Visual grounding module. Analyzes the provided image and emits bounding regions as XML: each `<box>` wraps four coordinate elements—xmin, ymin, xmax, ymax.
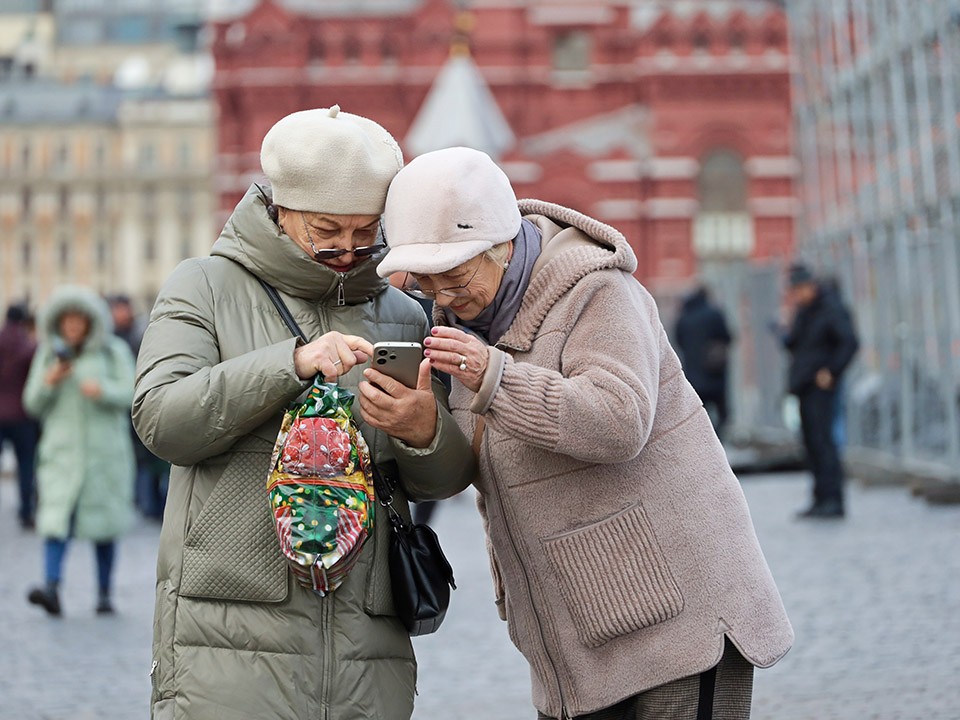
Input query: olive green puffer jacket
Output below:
<box><xmin>133</xmin><ymin>184</ymin><xmax>475</xmax><ymax>720</ymax></box>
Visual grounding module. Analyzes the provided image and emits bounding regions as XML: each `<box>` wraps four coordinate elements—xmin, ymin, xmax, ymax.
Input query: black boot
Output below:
<box><xmin>28</xmin><ymin>583</ymin><xmax>62</xmax><ymax>617</ymax></box>
<box><xmin>96</xmin><ymin>590</ymin><xmax>115</xmax><ymax>615</ymax></box>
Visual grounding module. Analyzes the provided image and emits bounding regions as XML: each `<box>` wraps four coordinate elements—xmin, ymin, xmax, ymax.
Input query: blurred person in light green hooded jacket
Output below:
<box><xmin>23</xmin><ymin>285</ymin><xmax>136</xmax><ymax>617</ymax></box>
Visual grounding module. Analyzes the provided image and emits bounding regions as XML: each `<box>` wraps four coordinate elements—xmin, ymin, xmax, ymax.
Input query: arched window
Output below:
<box><xmin>698</xmin><ymin>149</ymin><xmax>747</xmax><ymax>212</ymax></box>
<box><xmin>694</xmin><ymin>149</ymin><xmax>752</xmax><ymax>259</ymax></box>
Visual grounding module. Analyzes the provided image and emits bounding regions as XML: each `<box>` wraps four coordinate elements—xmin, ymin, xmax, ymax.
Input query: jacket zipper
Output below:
<box><xmin>320</xmin><ymin>595</ymin><xmax>333</xmax><ymax>720</ymax></box>
<box><xmin>336</xmin><ymin>272</ymin><xmax>346</xmax><ymax>306</ymax></box>
<box><xmin>483</xmin><ymin>440</ymin><xmax>570</xmax><ymax>719</ymax></box>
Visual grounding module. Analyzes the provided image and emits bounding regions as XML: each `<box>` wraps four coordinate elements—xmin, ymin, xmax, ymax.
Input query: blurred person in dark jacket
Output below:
<box><xmin>0</xmin><ymin>303</ymin><xmax>39</xmax><ymax>529</ymax></box>
<box><xmin>783</xmin><ymin>264</ymin><xmax>859</xmax><ymax>519</ymax></box>
<box><xmin>108</xmin><ymin>294</ymin><xmax>169</xmax><ymax>520</ymax></box>
<box><xmin>674</xmin><ymin>285</ymin><xmax>733</xmax><ymax>439</ymax></box>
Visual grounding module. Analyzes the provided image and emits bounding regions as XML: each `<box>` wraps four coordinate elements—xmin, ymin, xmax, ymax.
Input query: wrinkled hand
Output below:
<box><xmin>359</xmin><ymin>359</ymin><xmax>438</xmax><ymax>449</ymax></box>
<box><xmin>44</xmin><ymin>361</ymin><xmax>72</xmax><ymax>386</ymax></box>
<box><xmin>293</xmin><ymin>332</ymin><xmax>374</xmax><ymax>381</ymax></box>
<box><xmin>423</xmin><ymin>326</ymin><xmax>489</xmax><ymax>393</ymax></box>
<box><xmin>79</xmin><ymin>379</ymin><xmax>102</xmax><ymax>400</ymax></box>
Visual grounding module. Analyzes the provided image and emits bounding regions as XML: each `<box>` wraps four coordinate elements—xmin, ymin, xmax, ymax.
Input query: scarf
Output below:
<box><xmin>453</xmin><ymin>218</ymin><xmax>542</xmax><ymax>345</ymax></box>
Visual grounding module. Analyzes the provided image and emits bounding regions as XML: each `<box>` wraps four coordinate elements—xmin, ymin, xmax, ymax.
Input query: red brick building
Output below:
<box><xmin>211</xmin><ymin>0</ymin><xmax>794</xmax><ymax>293</ymax></box>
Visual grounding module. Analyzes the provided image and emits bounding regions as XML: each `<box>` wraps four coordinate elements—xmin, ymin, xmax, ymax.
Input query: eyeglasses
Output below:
<box><xmin>301</xmin><ymin>212</ymin><xmax>384</xmax><ymax>261</ymax></box>
<box><xmin>406</xmin><ymin>256</ymin><xmax>485</xmax><ymax>300</ymax></box>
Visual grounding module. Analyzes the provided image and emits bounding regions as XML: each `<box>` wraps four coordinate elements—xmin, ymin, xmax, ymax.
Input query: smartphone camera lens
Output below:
<box><xmin>376</xmin><ymin>358</ymin><xmax>387</xmax><ymax>365</ymax></box>
<box><xmin>377</xmin><ymin>348</ymin><xmax>388</xmax><ymax>357</ymax></box>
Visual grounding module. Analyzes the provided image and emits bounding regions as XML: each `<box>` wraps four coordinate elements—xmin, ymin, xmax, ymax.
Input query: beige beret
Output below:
<box><xmin>260</xmin><ymin>105</ymin><xmax>403</xmax><ymax>215</ymax></box>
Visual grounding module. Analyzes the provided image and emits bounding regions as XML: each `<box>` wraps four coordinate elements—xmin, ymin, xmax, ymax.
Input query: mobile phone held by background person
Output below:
<box><xmin>372</xmin><ymin>342</ymin><xmax>422</xmax><ymax>388</ymax></box>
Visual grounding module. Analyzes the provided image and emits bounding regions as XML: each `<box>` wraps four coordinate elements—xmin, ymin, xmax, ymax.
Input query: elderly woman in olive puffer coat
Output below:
<box><xmin>23</xmin><ymin>285</ymin><xmax>136</xmax><ymax>617</ymax></box>
<box><xmin>376</xmin><ymin>147</ymin><xmax>794</xmax><ymax>720</ymax></box>
<box><xmin>133</xmin><ymin>107</ymin><xmax>474</xmax><ymax>720</ymax></box>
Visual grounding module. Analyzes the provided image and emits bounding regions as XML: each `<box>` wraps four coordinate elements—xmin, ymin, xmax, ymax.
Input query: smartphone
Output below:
<box><xmin>372</xmin><ymin>342</ymin><xmax>423</xmax><ymax>388</ymax></box>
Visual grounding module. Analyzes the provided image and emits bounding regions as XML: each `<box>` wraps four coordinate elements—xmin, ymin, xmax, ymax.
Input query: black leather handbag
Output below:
<box><xmin>372</xmin><ymin>464</ymin><xmax>456</xmax><ymax>636</ymax></box>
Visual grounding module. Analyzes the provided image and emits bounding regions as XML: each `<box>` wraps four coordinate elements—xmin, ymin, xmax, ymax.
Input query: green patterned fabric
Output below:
<box><xmin>267</xmin><ymin>380</ymin><xmax>375</xmax><ymax>595</ymax></box>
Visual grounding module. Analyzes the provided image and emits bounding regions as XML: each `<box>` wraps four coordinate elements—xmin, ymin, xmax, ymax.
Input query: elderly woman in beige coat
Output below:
<box><xmin>377</xmin><ymin>147</ymin><xmax>794</xmax><ymax>720</ymax></box>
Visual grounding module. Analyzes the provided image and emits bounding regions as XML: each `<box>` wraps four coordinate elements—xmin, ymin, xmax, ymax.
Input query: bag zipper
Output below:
<box><xmin>336</xmin><ymin>272</ymin><xmax>346</xmax><ymax>306</ymax></box>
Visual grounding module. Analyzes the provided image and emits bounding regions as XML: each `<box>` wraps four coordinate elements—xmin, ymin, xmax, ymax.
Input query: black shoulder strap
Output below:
<box><xmin>256</xmin><ymin>277</ymin><xmax>308</xmax><ymax>343</ymax></box>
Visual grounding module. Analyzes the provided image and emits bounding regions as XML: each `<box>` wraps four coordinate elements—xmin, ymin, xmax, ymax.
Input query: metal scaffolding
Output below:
<box><xmin>786</xmin><ymin>0</ymin><xmax>960</xmax><ymax>476</ymax></box>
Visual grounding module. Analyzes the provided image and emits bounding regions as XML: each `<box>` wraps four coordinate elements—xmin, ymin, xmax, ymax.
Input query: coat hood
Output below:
<box><xmin>494</xmin><ymin>199</ymin><xmax>638</xmax><ymax>351</ymax></box>
<box><xmin>38</xmin><ymin>285</ymin><xmax>112</xmax><ymax>351</ymax></box>
<box><xmin>211</xmin><ymin>183</ymin><xmax>390</xmax><ymax>303</ymax></box>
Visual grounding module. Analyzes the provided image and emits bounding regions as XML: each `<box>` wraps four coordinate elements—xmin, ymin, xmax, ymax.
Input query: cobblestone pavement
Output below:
<box><xmin>1</xmin><ymin>466</ymin><xmax>958</xmax><ymax>720</ymax></box>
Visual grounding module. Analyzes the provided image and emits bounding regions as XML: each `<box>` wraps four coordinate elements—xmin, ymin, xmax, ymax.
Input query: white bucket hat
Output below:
<box><xmin>377</xmin><ymin>147</ymin><xmax>521</xmax><ymax>277</ymax></box>
<box><xmin>260</xmin><ymin>105</ymin><xmax>403</xmax><ymax>216</ymax></box>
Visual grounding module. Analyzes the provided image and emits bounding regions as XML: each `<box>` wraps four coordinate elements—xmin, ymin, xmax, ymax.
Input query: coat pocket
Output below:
<box><xmin>541</xmin><ymin>502</ymin><xmax>684</xmax><ymax>648</ymax></box>
<box><xmin>180</xmin><ymin>451</ymin><xmax>288</xmax><ymax>602</ymax></box>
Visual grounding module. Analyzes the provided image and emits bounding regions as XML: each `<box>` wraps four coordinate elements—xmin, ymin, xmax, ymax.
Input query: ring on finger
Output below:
<box><xmin>333</xmin><ymin>359</ymin><xmax>343</xmax><ymax>366</ymax></box>
<box><xmin>458</xmin><ymin>354</ymin><xmax>467</xmax><ymax>371</ymax></box>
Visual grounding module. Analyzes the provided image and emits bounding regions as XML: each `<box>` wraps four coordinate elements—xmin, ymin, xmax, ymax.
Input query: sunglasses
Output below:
<box><xmin>301</xmin><ymin>212</ymin><xmax>385</xmax><ymax>261</ymax></box>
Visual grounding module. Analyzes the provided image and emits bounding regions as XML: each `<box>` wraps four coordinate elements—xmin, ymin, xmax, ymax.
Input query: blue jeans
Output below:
<box><xmin>0</xmin><ymin>420</ymin><xmax>38</xmax><ymax>522</ymax></box>
<box><xmin>44</xmin><ymin>538</ymin><xmax>116</xmax><ymax>593</ymax></box>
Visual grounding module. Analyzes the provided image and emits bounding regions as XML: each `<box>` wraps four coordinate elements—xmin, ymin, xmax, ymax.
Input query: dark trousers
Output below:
<box><xmin>798</xmin><ymin>387</ymin><xmax>844</xmax><ymax>508</ymax></box>
<box><xmin>0</xmin><ymin>420</ymin><xmax>38</xmax><ymax>522</ymax></box>
<box><xmin>44</xmin><ymin>537</ymin><xmax>116</xmax><ymax>594</ymax></box>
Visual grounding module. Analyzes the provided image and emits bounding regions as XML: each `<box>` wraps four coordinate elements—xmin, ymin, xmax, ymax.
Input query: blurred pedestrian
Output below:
<box><xmin>132</xmin><ymin>106</ymin><xmax>473</xmax><ymax>719</ymax></box>
<box><xmin>674</xmin><ymin>284</ymin><xmax>734</xmax><ymax>438</ymax></box>
<box><xmin>23</xmin><ymin>286</ymin><xmax>136</xmax><ymax>616</ymax></box>
<box><xmin>377</xmin><ymin>147</ymin><xmax>793</xmax><ymax>720</ymax></box>
<box><xmin>0</xmin><ymin>302</ymin><xmax>39</xmax><ymax>529</ymax></box>
<box><xmin>107</xmin><ymin>294</ymin><xmax>169</xmax><ymax>520</ymax></box>
<box><xmin>783</xmin><ymin>264</ymin><xmax>859</xmax><ymax>519</ymax></box>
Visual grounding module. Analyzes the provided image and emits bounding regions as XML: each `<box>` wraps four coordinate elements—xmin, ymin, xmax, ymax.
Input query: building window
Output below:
<box><xmin>730</xmin><ymin>29</ymin><xmax>746</xmax><ymax>51</ymax></box>
<box><xmin>96</xmin><ymin>232</ymin><xmax>110</xmax><ymax>267</ymax></box>
<box><xmin>55</xmin><ymin>139</ymin><xmax>70</xmax><ymax>171</ymax></box>
<box><xmin>308</xmin><ymin>36</ymin><xmax>325</xmax><ymax>65</ymax></box>
<box><xmin>96</xmin><ymin>185</ymin><xmax>107</xmax><ymax>214</ymax></box>
<box><xmin>59</xmin><ymin>236</ymin><xmax>71</xmax><ymax>272</ymax></box>
<box><xmin>381</xmin><ymin>36</ymin><xmax>398</xmax><ymax>65</ymax></box>
<box><xmin>94</xmin><ymin>137</ymin><xmax>107</xmax><ymax>168</ymax></box>
<box><xmin>344</xmin><ymin>36</ymin><xmax>361</xmax><ymax>64</ymax></box>
<box><xmin>144</xmin><ymin>226</ymin><xmax>156</xmax><ymax>261</ymax></box>
<box><xmin>553</xmin><ymin>31</ymin><xmax>591</xmax><ymax>72</ymax></box>
<box><xmin>22</xmin><ymin>187</ymin><xmax>31</xmax><ymax>215</ymax></box>
<box><xmin>142</xmin><ymin>184</ymin><xmax>156</xmax><ymax>216</ymax></box>
<box><xmin>180</xmin><ymin>223</ymin><xmax>193</xmax><ymax>259</ymax></box>
<box><xmin>139</xmin><ymin>140</ymin><xmax>156</xmax><ymax>170</ymax></box>
<box><xmin>692</xmin><ymin>27</ymin><xmax>711</xmax><ymax>53</ymax></box>
<box><xmin>21</xmin><ymin>239</ymin><xmax>31</xmax><ymax>270</ymax></box>
<box><xmin>694</xmin><ymin>149</ymin><xmax>752</xmax><ymax>259</ymax></box>
<box><xmin>21</xmin><ymin>140</ymin><xmax>31</xmax><ymax>171</ymax></box>
<box><xmin>177</xmin><ymin>187</ymin><xmax>193</xmax><ymax>216</ymax></box>
<box><xmin>177</xmin><ymin>139</ymin><xmax>191</xmax><ymax>169</ymax></box>
<box><xmin>59</xmin><ymin>186</ymin><xmax>70</xmax><ymax>215</ymax></box>
<box><xmin>698</xmin><ymin>150</ymin><xmax>747</xmax><ymax>212</ymax></box>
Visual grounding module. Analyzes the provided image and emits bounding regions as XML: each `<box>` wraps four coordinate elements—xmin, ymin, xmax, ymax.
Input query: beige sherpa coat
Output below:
<box><xmin>442</xmin><ymin>200</ymin><xmax>793</xmax><ymax>718</ymax></box>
